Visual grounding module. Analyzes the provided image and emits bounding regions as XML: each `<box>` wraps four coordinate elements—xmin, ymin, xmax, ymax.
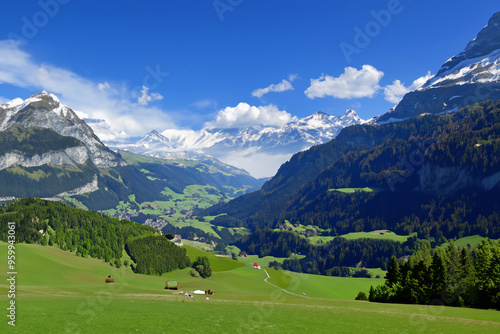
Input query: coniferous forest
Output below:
<box><xmin>125</xmin><ymin>235</ymin><xmax>190</xmax><ymax>275</ymax></box>
<box><xmin>370</xmin><ymin>239</ymin><xmax>500</xmax><ymax>310</ymax></box>
<box><xmin>0</xmin><ymin>198</ymin><xmax>189</xmax><ymax>274</ymax></box>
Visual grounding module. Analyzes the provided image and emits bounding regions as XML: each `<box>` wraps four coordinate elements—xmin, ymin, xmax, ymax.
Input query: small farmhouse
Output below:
<box><xmin>171</xmin><ymin>235</ymin><xmax>183</xmax><ymax>246</ymax></box>
<box><xmin>165</xmin><ymin>281</ymin><xmax>182</xmax><ymax>290</ymax></box>
<box><xmin>252</xmin><ymin>263</ymin><xmax>261</xmax><ymax>270</ymax></box>
<box><xmin>105</xmin><ymin>275</ymin><xmax>115</xmax><ymax>283</ymax></box>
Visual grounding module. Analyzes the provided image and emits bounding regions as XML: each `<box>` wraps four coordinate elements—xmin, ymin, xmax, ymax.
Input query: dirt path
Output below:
<box><xmin>263</xmin><ymin>269</ymin><xmax>307</xmax><ymax>298</ymax></box>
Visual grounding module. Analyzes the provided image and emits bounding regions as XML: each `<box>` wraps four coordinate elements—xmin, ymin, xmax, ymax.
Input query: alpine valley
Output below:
<box><xmin>1</xmin><ymin>8</ymin><xmax>500</xmax><ymax>334</ymax></box>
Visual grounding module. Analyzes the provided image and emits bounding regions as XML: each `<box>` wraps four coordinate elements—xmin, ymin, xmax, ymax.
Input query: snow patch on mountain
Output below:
<box><xmin>115</xmin><ymin>109</ymin><xmax>365</xmax><ymax>177</ymax></box>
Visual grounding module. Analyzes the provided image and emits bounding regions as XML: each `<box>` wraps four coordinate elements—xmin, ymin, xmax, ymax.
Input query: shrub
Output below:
<box><xmin>355</xmin><ymin>291</ymin><xmax>368</xmax><ymax>301</ymax></box>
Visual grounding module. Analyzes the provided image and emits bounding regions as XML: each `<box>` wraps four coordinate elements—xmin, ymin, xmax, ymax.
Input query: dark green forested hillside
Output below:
<box><xmin>0</xmin><ymin>124</ymin><xmax>84</xmax><ymax>155</ymax></box>
<box><xmin>125</xmin><ymin>235</ymin><xmax>190</xmax><ymax>275</ymax></box>
<box><xmin>205</xmin><ymin>101</ymin><xmax>500</xmax><ymax>242</ymax></box>
<box><xmin>235</xmin><ymin>228</ymin><xmax>415</xmax><ymax>273</ymax></box>
<box><xmin>0</xmin><ymin>198</ymin><xmax>189</xmax><ymax>274</ymax></box>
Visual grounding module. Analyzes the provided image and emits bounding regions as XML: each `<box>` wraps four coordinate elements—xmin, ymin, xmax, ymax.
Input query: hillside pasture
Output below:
<box><xmin>0</xmin><ymin>242</ymin><xmax>499</xmax><ymax>333</ymax></box>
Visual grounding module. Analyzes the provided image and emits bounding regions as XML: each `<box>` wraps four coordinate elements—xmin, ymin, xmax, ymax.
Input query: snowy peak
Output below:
<box><xmin>116</xmin><ymin>110</ymin><xmax>365</xmax><ymax>176</ymax></box>
<box><xmin>340</xmin><ymin>109</ymin><xmax>362</xmax><ymax>125</ymax></box>
<box><xmin>377</xmin><ymin>12</ymin><xmax>500</xmax><ymax>124</ymax></box>
<box><xmin>136</xmin><ymin>130</ymin><xmax>173</xmax><ymax>148</ymax></box>
<box><xmin>423</xmin><ymin>11</ymin><xmax>500</xmax><ymax>90</ymax></box>
<box><xmin>0</xmin><ymin>93</ymin><xmax>122</xmax><ymax>168</ymax></box>
<box><xmin>437</xmin><ymin>12</ymin><xmax>500</xmax><ymax>78</ymax></box>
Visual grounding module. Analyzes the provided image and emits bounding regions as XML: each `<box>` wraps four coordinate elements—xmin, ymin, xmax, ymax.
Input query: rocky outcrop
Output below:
<box><xmin>417</xmin><ymin>163</ymin><xmax>500</xmax><ymax>195</ymax></box>
<box><xmin>0</xmin><ymin>146</ymin><xmax>89</xmax><ymax>171</ymax></box>
<box><xmin>56</xmin><ymin>175</ymin><xmax>99</xmax><ymax>197</ymax></box>
<box><xmin>0</xmin><ymin>92</ymin><xmax>123</xmax><ymax>168</ymax></box>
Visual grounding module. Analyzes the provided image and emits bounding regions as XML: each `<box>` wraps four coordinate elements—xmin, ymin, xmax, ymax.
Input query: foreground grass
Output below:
<box><xmin>0</xmin><ymin>243</ymin><xmax>499</xmax><ymax>333</ymax></box>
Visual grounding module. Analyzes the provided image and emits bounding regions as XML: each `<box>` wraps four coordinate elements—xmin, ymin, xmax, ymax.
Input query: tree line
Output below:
<box><xmin>236</xmin><ymin>229</ymin><xmax>415</xmax><ymax>274</ymax></box>
<box><xmin>369</xmin><ymin>239</ymin><xmax>500</xmax><ymax>309</ymax></box>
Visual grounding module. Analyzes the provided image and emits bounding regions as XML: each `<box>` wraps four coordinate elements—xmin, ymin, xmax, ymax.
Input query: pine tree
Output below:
<box><xmin>385</xmin><ymin>256</ymin><xmax>401</xmax><ymax>287</ymax></box>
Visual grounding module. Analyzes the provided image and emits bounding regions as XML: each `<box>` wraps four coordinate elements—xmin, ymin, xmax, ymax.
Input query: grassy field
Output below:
<box><xmin>441</xmin><ymin>235</ymin><xmax>500</xmax><ymax>248</ymax></box>
<box><xmin>309</xmin><ymin>230</ymin><xmax>414</xmax><ymax>245</ymax></box>
<box><xmin>1</xmin><ymin>242</ymin><xmax>499</xmax><ymax>333</ymax></box>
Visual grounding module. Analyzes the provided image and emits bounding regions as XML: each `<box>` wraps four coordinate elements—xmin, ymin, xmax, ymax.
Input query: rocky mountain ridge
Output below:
<box><xmin>377</xmin><ymin>11</ymin><xmax>500</xmax><ymax>123</ymax></box>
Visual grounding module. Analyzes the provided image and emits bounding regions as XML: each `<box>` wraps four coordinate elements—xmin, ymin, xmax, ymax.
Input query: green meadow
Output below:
<box><xmin>309</xmin><ymin>230</ymin><xmax>414</xmax><ymax>245</ymax></box>
<box><xmin>1</xmin><ymin>242</ymin><xmax>499</xmax><ymax>333</ymax></box>
<box><xmin>441</xmin><ymin>235</ymin><xmax>500</xmax><ymax>248</ymax></box>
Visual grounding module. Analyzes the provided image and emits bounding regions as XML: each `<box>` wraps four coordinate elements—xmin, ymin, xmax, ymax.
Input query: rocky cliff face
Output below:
<box><xmin>377</xmin><ymin>12</ymin><xmax>500</xmax><ymax>123</ymax></box>
<box><xmin>417</xmin><ymin>163</ymin><xmax>500</xmax><ymax>196</ymax></box>
<box><xmin>0</xmin><ymin>146</ymin><xmax>89</xmax><ymax>171</ymax></box>
<box><xmin>0</xmin><ymin>92</ymin><xmax>122</xmax><ymax>168</ymax></box>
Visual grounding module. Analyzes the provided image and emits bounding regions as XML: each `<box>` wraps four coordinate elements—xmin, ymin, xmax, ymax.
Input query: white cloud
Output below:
<box><xmin>0</xmin><ymin>40</ymin><xmax>176</xmax><ymax>139</ymax></box>
<box><xmin>137</xmin><ymin>85</ymin><xmax>163</xmax><ymax>105</ymax></box>
<box><xmin>97</xmin><ymin>82</ymin><xmax>111</xmax><ymax>91</ymax></box>
<box><xmin>205</xmin><ymin>102</ymin><xmax>296</xmax><ymax>129</ymax></box>
<box><xmin>384</xmin><ymin>71</ymin><xmax>434</xmax><ymax>104</ymax></box>
<box><xmin>252</xmin><ymin>74</ymin><xmax>298</xmax><ymax>98</ymax></box>
<box><xmin>305</xmin><ymin>65</ymin><xmax>384</xmax><ymax>99</ymax></box>
<box><xmin>288</xmin><ymin>73</ymin><xmax>298</xmax><ymax>82</ymax></box>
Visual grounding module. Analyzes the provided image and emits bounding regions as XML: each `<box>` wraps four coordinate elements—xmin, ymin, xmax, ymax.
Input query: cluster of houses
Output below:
<box><xmin>144</xmin><ymin>218</ymin><xmax>168</xmax><ymax>230</ymax></box>
<box><xmin>113</xmin><ymin>208</ymin><xmax>139</xmax><ymax>221</ymax></box>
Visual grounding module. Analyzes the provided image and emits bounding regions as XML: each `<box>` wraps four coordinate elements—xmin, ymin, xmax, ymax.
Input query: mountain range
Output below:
<box><xmin>1</xmin><ymin>11</ymin><xmax>500</xmax><ymax>246</ymax></box>
<box><xmin>113</xmin><ymin>109</ymin><xmax>365</xmax><ymax>178</ymax></box>
<box><xmin>0</xmin><ymin>93</ymin><xmax>263</xmax><ymax>217</ymax></box>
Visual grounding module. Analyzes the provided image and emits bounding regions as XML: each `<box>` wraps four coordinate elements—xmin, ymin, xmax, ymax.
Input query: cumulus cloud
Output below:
<box><xmin>137</xmin><ymin>85</ymin><xmax>163</xmax><ymax>105</ymax></box>
<box><xmin>205</xmin><ymin>102</ymin><xmax>296</xmax><ymax>129</ymax></box>
<box><xmin>0</xmin><ymin>40</ymin><xmax>176</xmax><ymax>139</ymax></box>
<box><xmin>305</xmin><ymin>65</ymin><xmax>384</xmax><ymax>99</ymax></box>
<box><xmin>251</xmin><ymin>74</ymin><xmax>298</xmax><ymax>98</ymax></box>
<box><xmin>384</xmin><ymin>71</ymin><xmax>434</xmax><ymax>104</ymax></box>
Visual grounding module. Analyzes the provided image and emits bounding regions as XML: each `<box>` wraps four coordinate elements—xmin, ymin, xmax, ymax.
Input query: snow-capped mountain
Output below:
<box><xmin>377</xmin><ymin>11</ymin><xmax>500</xmax><ymax>123</ymax></box>
<box><xmin>0</xmin><ymin>92</ymin><xmax>122</xmax><ymax>168</ymax></box>
<box><xmin>116</xmin><ymin>109</ymin><xmax>365</xmax><ymax>177</ymax></box>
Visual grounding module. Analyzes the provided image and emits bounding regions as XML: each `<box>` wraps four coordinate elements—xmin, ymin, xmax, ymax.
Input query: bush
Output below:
<box><xmin>190</xmin><ymin>269</ymin><xmax>200</xmax><ymax>277</ymax></box>
<box><xmin>355</xmin><ymin>291</ymin><xmax>368</xmax><ymax>301</ymax></box>
<box><xmin>192</xmin><ymin>256</ymin><xmax>212</xmax><ymax>278</ymax></box>
<box><xmin>164</xmin><ymin>233</ymin><xmax>175</xmax><ymax>240</ymax></box>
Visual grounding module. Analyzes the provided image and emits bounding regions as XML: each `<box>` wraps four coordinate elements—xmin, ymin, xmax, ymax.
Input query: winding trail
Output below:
<box><xmin>263</xmin><ymin>269</ymin><xmax>308</xmax><ymax>298</ymax></box>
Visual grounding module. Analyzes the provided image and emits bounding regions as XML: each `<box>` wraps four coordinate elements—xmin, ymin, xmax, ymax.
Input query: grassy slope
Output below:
<box><xmin>310</xmin><ymin>230</ymin><xmax>413</xmax><ymax>245</ymax></box>
<box><xmin>0</xmin><ymin>243</ymin><xmax>499</xmax><ymax>333</ymax></box>
<box><xmin>441</xmin><ymin>235</ymin><xmax>500</xmax><ymax>248</ymax></box>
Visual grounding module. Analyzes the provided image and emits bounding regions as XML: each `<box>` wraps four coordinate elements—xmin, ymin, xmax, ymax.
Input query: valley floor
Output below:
<box><xmin>0</xmin><ymin>243</ymin><xmax>499</xmax><ymax>333</ymax></box>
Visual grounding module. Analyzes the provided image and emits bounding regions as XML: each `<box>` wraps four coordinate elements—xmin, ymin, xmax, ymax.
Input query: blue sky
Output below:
<box><xmin>0</xmin><ymin>0</ymin><xmax>499</xmax><ymax>139</ymax></box>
